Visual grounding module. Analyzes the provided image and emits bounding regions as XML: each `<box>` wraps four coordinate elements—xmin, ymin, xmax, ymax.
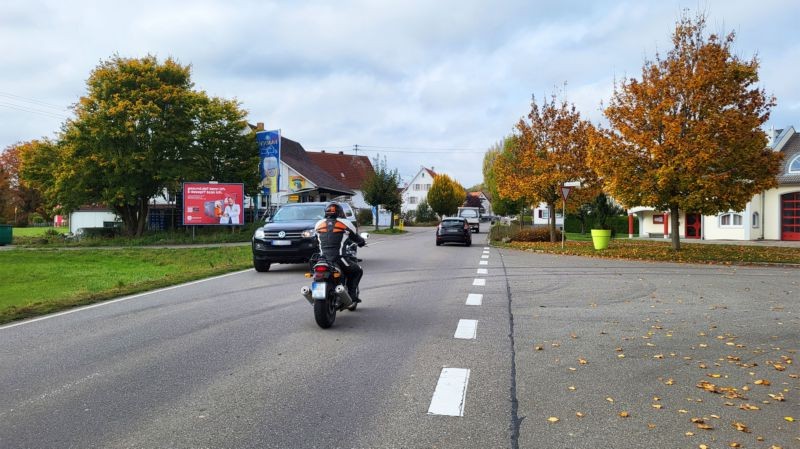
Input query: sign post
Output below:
<box><xmin>559</xmin><ymin>185</ymin><xmax>572</xmax><ymax>249</ymax></box>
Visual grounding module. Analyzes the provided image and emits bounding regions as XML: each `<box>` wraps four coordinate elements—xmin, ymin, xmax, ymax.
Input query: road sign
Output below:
<box><xmin>560</xmin><ymin>186</ymin><xmax>572</xmax><ymax>202</ymax></box>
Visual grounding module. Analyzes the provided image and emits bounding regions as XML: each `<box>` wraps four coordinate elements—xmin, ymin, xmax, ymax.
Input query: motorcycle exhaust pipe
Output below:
<box><xmin>300</xmin><ymin>286</ymin><xmax>313</xmax><ymax>305</ymax></box>
<box><xmin>334</xmin><ymin>285</ymin><xmax>353</xmax><ymax>308</ymax></box>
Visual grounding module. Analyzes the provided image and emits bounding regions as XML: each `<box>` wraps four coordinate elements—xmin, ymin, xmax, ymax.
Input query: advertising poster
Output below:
<box><xmin>257</xmin><ymin>129</ymin><xmax>281</xmax><ymax>197</ymax></box>
<box><xmin>289</xmin><ymin>175</ymin><xmax>306</xmax><ymax>192</ymax></box>
<box><xmin>182</xmin><ymin>182</ymin><xmax>245</xmax><ymax>225</ymax></box>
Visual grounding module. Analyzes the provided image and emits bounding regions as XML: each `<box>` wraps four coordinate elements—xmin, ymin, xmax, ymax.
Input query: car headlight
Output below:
<box><xmin>301</xmin><ymin>229</ymin><xmax>317</xmax><ymax>238</ymax></box>
<box><xmin>255</xmin><ymin>229</ymin><xmax>265</xmax><ymax>239</ymax></box>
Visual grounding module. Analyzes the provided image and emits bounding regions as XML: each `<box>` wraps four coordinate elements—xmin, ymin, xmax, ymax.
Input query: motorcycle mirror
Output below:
<box><xmin>360</xmin><ymin>232</ymin><xmax>370</xmax><ymax>240</ymax></box>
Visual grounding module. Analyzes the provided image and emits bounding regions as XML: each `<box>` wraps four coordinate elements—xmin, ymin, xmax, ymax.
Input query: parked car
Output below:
<box><xmin>252</xmin><ymin>202</ymin><xmax>356</xmax><ymax>272</ymax></box>
<box><xmin>435</xmin><ymin>217</ymin><xmax>472</xmax><ymax>246</ymax></box>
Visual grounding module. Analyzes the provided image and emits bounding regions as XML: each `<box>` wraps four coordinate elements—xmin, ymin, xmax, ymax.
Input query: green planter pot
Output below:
<box><xmin>590</xmin><ymin>229</ymin><xmax>612</xmax><ymax>250</ymax></box>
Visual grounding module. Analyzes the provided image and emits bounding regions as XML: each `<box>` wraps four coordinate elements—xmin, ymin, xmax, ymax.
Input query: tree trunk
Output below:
<box><xmin>548</xmin><ymin>202</ymin><xmax>556</xmax><ymax>242</ymax></box>
<box><xmin>670</xmin><ymin>204</ymin><xmax>681</xmax><ymax>251</ymax></box>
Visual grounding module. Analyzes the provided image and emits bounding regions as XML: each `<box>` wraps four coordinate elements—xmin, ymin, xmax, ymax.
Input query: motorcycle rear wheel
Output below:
<box><xmin>314</xmin><ymin>293</ymin><xmax>337</xmax><ymax>328</ymax></box>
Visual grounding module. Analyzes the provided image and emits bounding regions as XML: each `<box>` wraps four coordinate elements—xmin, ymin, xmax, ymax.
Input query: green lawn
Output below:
<box><xmin>500</xmin><ymin>239</ymin><xmax>800</xmax><ymax>265</ymax></box>
<box><xmin>11</xmin><ymin>226</ymin><xmax>68</xmax><ymax>237</ymax></box>
<box><xmin>0</xmin><ymin>246</ymin><xmax>252</xmax><ymax>324</ymax></box>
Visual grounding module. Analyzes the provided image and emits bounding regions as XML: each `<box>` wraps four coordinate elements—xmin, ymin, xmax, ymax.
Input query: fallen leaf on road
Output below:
<box><xmin>729</xmin><ymin>443</ymin><xmax>741</xmax><ymax>448</ymax></box>
<box><xmin>773</xmin><ymin>363</ymin><xmax>786</xmax><ymax>371</ymax></box>
<box><xmin>568</xmin><ymin>386</ymin><xmax>576</xmax><ymax>391</ymax></box>
<box><xmin>699</xmin><ymin>444</ymin><xmax>709</xmax><ymax>449</ymax></box>
<box><xmin>732</xmin><ymin>421</ymin><xmax>750</xmax><ymax>433</ymax></box>
<box><xmin>754</xmin><ymin>379</ymin><xmax>771</xmax><ymax>386</ymax></box>
<box><xmin>606</xmin><ymin>397</ymin><xmax>614</xmax><ymax>403</ymax></box>
<box><xmin>785</xmin><ymin>416</ymin><xmax>795</xmax><ymax>422</ymax></box>
<box><xmin>691</xmin><ymin>418</ymin><xmax>705</xmax><ymax>423</ymax></box>
<box><xmin>708</xmin><ymin>373</ymin><xmax>722</xmax><ymax>378</ymax></box>
<box><xmin>654</xmin><ymin>354</ymin><xmax>664</xmax><ymax>359</ymax></box>
<box><xmin>652</xmin><ymin>404</ymin><xmax>662</xmax><ymax>409</ymax></box>
<box><xmin>696</xmin><ymin>423</ymin><xmax>713</xmax><ymax>430</ymax></box>
<box><xmin>739</xmin><ymin>404</ymin><xmax>760</xmax><ymax>411</ymax></box>
<box><xmin>768</xmin><ymin>393</ymin><xmax>785</xmax><ymax>401</ymax></box>
<box><xmin>665</xmin><ymin>378</ymin><xmax>675</xmax><ymax>385</ymax></box>
<box><xmin>535</xmin><ymin>345</ymin><xmax>543</xmax><ymax>351</ymax></box>
<box><xmin>575</xmin><ymin>412</ymin><xmax>584</xmax><ymax>418</ymax></box>
<box><xmin>685</xmin><ymin>431</ymin><xmax>695</xmax><ymax>436</ymax></box>
<box><xmin>578</xmin><ymin>358</ymin><xmax>588</xmax><ymax>365</ymax></box>
<box><xmin>619</xmin><ymin>411</ymin><xmax>629</xmax><ymax>418</ymax></box>
<box><xmin>547</xmin><ymin>417</ymin><xmax>559</xmax><ymax>423</ymax></box>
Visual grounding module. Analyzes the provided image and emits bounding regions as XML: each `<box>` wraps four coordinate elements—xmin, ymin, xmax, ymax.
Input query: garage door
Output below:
<box><xmin>782</xmin><ymin>192</ymin><xmax>800</xmax><ymax>240</ymax></box>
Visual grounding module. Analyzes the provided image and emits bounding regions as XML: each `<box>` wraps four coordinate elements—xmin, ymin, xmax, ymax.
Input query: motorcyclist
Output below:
<box><xmin>315</xmin><ymin>202</ymin><xmax>366</xmax><ymax>303</ymax></box>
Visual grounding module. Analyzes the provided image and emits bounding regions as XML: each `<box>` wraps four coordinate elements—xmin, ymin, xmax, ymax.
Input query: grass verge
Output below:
<box><xmin>497</xmin><ymin>239</ymin><xmax>800</xmax><ymax>266</ymax></box>
<box><xmin>369</xmin><ymin>228</ymin><xmax>408</xmax><ymax>235</ymax></box>
<box><xmin>0</xmin><ymin>246</ymin><xmax>252</xmax><ymax>325</ymax></box>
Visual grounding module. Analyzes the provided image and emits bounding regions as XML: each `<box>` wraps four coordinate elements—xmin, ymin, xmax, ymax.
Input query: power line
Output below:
<box><xmin>0</xmin><ymin>102</ymin><xmax>70</xmax><ymax>120</ymax></box>
<box><xmin>0</xmin><ymin>92</ymin><xmax>70</xmax><ymax>111</ymax></box>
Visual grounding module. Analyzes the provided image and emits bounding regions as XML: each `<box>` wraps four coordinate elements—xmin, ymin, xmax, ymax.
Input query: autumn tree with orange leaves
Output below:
<box><xmin>589</xmin><ymin>13</ymin><xmax>781</xmax><ymax>251</ymax></box>
<box><xmin>495</xmin><ymin>93</ymin><xmax>598</xmax><ymax>242</ymax></box>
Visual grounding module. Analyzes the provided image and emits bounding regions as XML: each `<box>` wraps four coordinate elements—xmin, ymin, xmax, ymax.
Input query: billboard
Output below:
<box><xmin>256</xmin><ymin>129</ymin><xmax>281</xmax><ymax>197</ymax></box>
<box><xmin>182</xmin><ymin>182</ymin><xmax>245</xmax><ymax>225</ymax></box>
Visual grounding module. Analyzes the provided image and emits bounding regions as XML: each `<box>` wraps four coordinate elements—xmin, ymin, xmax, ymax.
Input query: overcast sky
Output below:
<box><xmin>1</xmin><ymin>0</ymin><xmax>798</xmax><ymax>187</ymax></box>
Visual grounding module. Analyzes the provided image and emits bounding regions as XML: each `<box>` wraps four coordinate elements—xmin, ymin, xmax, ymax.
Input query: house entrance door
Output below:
<box><xmin>781</xmin><ymin>192</ymin><xmax>800</xmax><ymax>240</ymax></box>
<box><xmin>685</xmin><ymin>213</ymin><xmax>702</xmax><ymax>239</ymax></box>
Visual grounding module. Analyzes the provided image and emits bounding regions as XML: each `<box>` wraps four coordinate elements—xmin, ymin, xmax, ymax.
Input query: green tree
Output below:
<box><xmin>7</xmin><ymin>141</ymin><xmax>54</xmax><ymax>224</ymax></box>
<box><xmin>361</xmin><ymin>155</ymin><xmax>401</xmax><ymax>230</ymax></box>
<box><xmin>415</xmin><ymin>200</ymin><xmax>437</xmax><ymax>223</ymax></box>
<box><xmin>21</xmin><ymin>55</ymin><xmax>256</xmax><ymax>236</ymax></box>
<box><xmin>589</xmin><ymin>13</ymin><xmax>781</xmax><ymax>250</ymax></box>
<box><xmin>427</xmin><ymin>174</ymin><xmax>466</xmax><ymax>218</ymax></box>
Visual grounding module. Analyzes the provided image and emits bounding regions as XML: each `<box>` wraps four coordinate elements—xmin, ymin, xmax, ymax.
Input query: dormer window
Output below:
<box><xmin>790</xmin><ymin>154</ymin><xmax>800</xmax><ymax>173</ymax></box>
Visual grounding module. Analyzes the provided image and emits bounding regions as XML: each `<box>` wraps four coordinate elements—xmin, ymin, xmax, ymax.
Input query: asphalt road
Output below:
<box><xmin>1</xmin><ymin>228</ymin><xmax>797</xmax><ymax>449</ymax></box>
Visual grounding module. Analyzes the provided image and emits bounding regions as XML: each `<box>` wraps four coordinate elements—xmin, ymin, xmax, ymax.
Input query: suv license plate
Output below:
<box><xmin>311</xmin><ymin>282</ymin><xmax>327</xmax><ymax>299</ymax></box>
<box><xmin>271</xmin><ymin>240</ymin><xmax>291</xmax><ymax>246</ymax></box>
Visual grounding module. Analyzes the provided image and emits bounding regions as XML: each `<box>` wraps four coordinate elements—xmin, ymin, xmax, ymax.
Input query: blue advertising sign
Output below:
<box><xmin>256</xmin><ymin>130</ymin><xmax>281</xmax><ymax>197</ymax></box>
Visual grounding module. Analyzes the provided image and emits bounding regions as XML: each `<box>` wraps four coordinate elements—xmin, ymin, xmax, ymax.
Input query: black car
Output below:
<box><xmin>435</xmin><ymin>217</ymin><xmax>472</xmax><ymax>246</ymax></box>
<box><xmin>252</xmin><ymin>202</ymin><xmax>356</xmax><ymax>272</ymax></box>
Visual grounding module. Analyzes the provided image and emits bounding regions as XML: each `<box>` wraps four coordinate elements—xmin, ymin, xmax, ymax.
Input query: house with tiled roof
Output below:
<box><xmin>306</xmin><ymin>150</ymin><xmax>375</xmax><ymax>209</ymax></box>
<box><xmin>400</xmin><ymin>166</ymin><xmax>437</xmax><ymax>213</ymax></box>
<box><xmin>628</xmin><ymin>126</ymin><xmax>800</xmax><ymax>241</ymax></box>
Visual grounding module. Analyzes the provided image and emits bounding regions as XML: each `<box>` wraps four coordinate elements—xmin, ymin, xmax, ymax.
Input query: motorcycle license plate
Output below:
<box><xmin>311</xmin><ymin>282</ymin><xmax>327</xmax><ymax>300</ymax></box>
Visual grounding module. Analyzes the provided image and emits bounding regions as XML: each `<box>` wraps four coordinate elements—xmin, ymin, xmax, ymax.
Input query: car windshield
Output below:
<box><xmin>270</xmin><ymin>205</ymin><xmax>325</xmax><ymax>221</ymax></box>
<box><xmin>460</xmin><ymin>209</ymin><xmax>477</xmax><ymax>217</ymax></box>
<box><xmin>441</xmin><ymin>220</ymin><xmax>464</xmax><ymax>228</ymax></box>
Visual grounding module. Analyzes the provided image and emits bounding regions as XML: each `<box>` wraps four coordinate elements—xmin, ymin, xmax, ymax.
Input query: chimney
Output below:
<box><xmin>256</xmin><ymin>122</ymin><xmax>264</xmax><ymax>131</ymax></box>
<box><xmin>321</xmin><ymin>150</ymin><xmax>325</xmax><ymax>153</ymax></box>
<box><xmin>338</xmin><ymin>151</ymin><xmax>344</xmax><ymax>155</ymax></box>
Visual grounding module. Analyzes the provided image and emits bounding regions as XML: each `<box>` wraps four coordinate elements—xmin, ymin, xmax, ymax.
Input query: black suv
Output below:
<box><xmin>252</xmin><ymin>202</ymin><xmax>356</xmax><ymax>272</ymax></box>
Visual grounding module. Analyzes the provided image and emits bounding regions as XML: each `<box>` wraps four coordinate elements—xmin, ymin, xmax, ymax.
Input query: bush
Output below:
<box><xmin>356</xmin><ymin>208</ymin><xmax>373</xmax><ymax>226</ymax></box>
<box><xmin>511</xmin><ymin>227</ymin><xmax>563</xmax><ymax>243</ymax></box>
<box><xmin>415</xmin><ymin>200</ymin><xmax>437</xmax><ymax>223</ymax></box>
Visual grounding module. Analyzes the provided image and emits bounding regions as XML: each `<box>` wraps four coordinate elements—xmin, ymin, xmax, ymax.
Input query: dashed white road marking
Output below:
<box><xmin>480</xmin><ymin>255</ymin><xmax>489</xmax><ymax>259</ymax></box>
<box><xmin>472</xmin><ymin>278</ymin><xmax>485</xmax><ymax>286</ymax></box>
<box><xmin>483</xmin><ymin>246</ymin><xmax>490</xmax><ymax>250</ymax></box>
<box><xmin>454</xmin><ymin>319</ymin><xmax>478</xmax><ymax>339</ymax></box>
<box><xmin>479</xmin><ymin>260</ymin><xmax>488</xmax><ymax>265</ymax></box>
<box><xmin>477</xmin><ymin>268</ymin><xmax>488</xmax><ymax>275</ymax></box>
<box><xmin>465</xmin><ymin>293</ymin><xmax>483</xmax><ymax>305</ymax></box>
<box><xmin>428</xmin><ymin>368</ymin><xmax>470</xmax><ymax>416</ymax></box>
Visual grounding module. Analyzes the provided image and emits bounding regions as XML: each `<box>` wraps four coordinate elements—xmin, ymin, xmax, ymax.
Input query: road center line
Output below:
<box><xmin>477</xmin><ymin>268</ymin><xmax>488</xmax><ymax>275</ymax></box>
<box><xmin>466</xmin><ymin>293</ymin><xmax>483</xmax><ymax>305</ymax></box>
<box><xmin>454</xmin><ymin>319</ymin><xmax>478</xmax><ymax>339</ymax></box>
<box><xmin>428</xmin><ymin>368</ymin><xmax>470</xmax><ymax>416</ymax></box>
<box><xmin>481</xmin><ymin>255</ymin><xmax>489</xmax><ymax>259</ymax></box>
<box><xmin>479</xmin><ymin>260</ymin><xmax>488</xmax><ymax>265</ymax></box>
<box><xmin>473</xmin><ymin>278</ymin><xmax>485</xmax><ymax>286</ymax></box>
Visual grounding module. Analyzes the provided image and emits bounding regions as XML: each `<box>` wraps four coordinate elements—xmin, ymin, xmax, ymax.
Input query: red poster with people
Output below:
<box><xmin>182</xmin><ymin>182</ymin><xmax>244</xmax><ymax>225</ymax></box>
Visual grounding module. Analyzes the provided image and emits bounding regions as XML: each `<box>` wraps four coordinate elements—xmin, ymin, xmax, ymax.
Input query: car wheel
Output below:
<box><xmin>436</xmin><ymin>239</ymin><xmax>442</xmax><ymax>246</ymax></box>
<box><xmin>465</xmin><ymin>239</ymin><xmax>472</xmax><ymax>247</ymax></box>
<box><xmin>254</xmin><ymin>259</ymin><xmax>271</xmax><ymax>272</ymax></box>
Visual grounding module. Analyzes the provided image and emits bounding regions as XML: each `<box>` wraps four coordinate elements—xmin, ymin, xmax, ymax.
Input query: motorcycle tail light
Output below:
<box><xmin>314</xmin><ymin>265</ymin><xmax>328</xmax><ymax>272</ymax></box>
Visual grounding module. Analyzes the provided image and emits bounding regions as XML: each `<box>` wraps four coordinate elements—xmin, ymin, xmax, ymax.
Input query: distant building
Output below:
<box><xmin>306</xmin><ymin>150</ymin><xmax>375</xmax><ymax>209</ymax></box>
<box><xmin>400</xmin><ymin>166</ymin><xmax>437</xmax><ymax>213</ymax></box>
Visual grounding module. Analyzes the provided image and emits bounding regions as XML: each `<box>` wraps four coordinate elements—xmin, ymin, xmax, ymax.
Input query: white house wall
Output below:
<box><xmin>401</xmin><ymin>169</ymin><xmax>434</xmax><ymax>213</ymax></box>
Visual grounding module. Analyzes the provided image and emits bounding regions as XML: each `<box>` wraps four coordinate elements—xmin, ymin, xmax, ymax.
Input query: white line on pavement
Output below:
<box><xmin>479</xmin><ymin>260</ymin><xmax>488</xmax><ymax>265</ymax></box>
<box><xmin>477</xmin><ymin>268</ymin><xmax>488</xmax><ymax>275</ymax></box>
<box><xmin>480</xmin><ymin>255</ymin><xmax>489</xmax><ymax>259</ymax></box>
<box><xmin>472</xmin><ymin>278</ymin><xmax>485</xmax><ymax>286</ymax></box>
<box><xmin>454</xmin><ymin>319</ymin><xmax>478</xmax><ymax>339</ymax></box>
<box><xmin>465</xmin><ymin>293</ymin><xmax>483</xmax><ymax>305</ymax></box>
<box><xmin>483</xmin><ymin>247</ymin><xmax>490</xmax><ymax>250</ymax></box>
<box><xmin>428</xmin><ymin>368</ymin><xmax>470</xmax><ymax>416</ymax></box>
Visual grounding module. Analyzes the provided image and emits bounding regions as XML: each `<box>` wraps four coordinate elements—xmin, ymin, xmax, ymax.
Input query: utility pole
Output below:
<box><xmin>353</xmin><ymin>144</ymin><xmax>359</xmax><ymax>155</ymax></box>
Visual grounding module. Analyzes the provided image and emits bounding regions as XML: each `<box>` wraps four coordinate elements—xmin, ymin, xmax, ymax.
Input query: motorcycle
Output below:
<box><xmin>301</xmin><ymin>233</ymin><xmax>368</xmax><ymax>328</ymax></box>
